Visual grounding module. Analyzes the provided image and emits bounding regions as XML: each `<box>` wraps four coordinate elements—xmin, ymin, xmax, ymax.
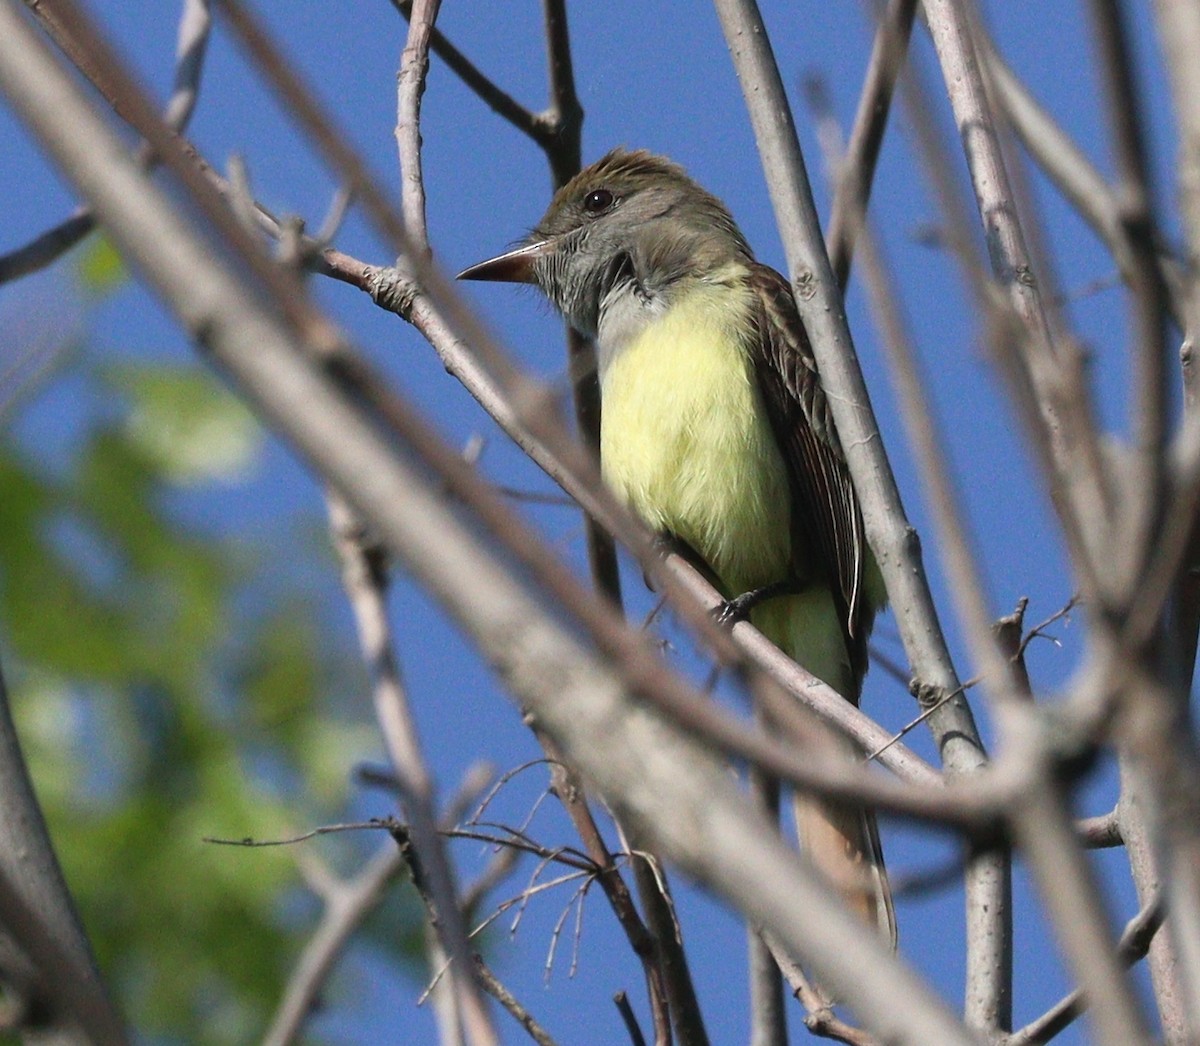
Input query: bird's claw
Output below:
<box><xmin>712</xmin><ymin>592</ymin><xmax>757</xmax><ymax>627</ymax></box>
<box><xmin>712</xmin><ymin>579</ymin><xmax>800</xmax><ymax>627</ymax></box>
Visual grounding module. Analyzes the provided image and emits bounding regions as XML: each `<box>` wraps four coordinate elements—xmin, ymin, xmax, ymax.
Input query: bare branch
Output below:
<box><xmin>897</xmin><ymin>29</ymin><xmax>1105</xmax><ymax>607</ymax></box>
<box><xmin>535</xmin><ymin>735</ymin><xmax>673</xmax><ymax>1043</ymax></box>
<box><xmin>327</xmin><ymin>494</ymin><xmax>498</xmax><ymax>1046</ymax></box>
<box><xmin>824</xmin><ymin>0</ymin><xmax>917</xmax><ymax>289</ymax></box>
<box><xmin>531</xmin><ymin>0</ymin><xmax>626</xmax><ymax>627</ymax></box>
<box><xmin>747</xmin><ymin>765</ymin><xmax>786</xmax><ymax>1046</ymax></box>
<box><xmin>263</xmin><ymin>843</ymin><xmax>404</xmax><ymax>1046</ymax></box>
<box><xmin>711</xmin><ymin>0</ymin><xmax>986</xmax><ymax>778</ymax></box>
<box><xmin>712</xmin><ymin>0</ymin><xmax>1007</xmax><ymax>1032</ymax></box>
<box><xmin>1010</xmin><ymin>752</ymin><xmax>1152</xmax><ymax>1044</ymax></box>
<box><xmin>539</xmin><ymin>0</ymin><xmax>582</xmax><ymax>183</ymax></box>
<box><xmin>1</xmin><ymin>0</ymin><xmax>211</xmax><ymax>287</ymax></box>
<box><xmin>395</xmin><ymin>0</ymin><xmax>440</xmax><ymax>254</ymax></box>
<box><xmin>1077</xmin><ymin>809</ymin><xmax>1122</xmax><ymax>850</ymax></box>
<box><xmin>390</xmin><ymin>0</ymin><xmax>548</xmax><ymax>145</ymax></box>
<box><xmin>809</xmin><ymin>90</ymin><xmax>1014</xmax><ymax>1022</ymax></box>
<box><xmin>759</xmin><ymin>930</ymin><xmax>877</xmax><ymax>1046</ymax></box>
<box><xmin>923</xmin><ymin>0</ymin><xmax>1116</xmax><ymax>593</ymax></box>
<box><xmin>381</xmin><ymin>32</ymin><xmax>504</xmax><ymax>1035</ymax></box>
<box><xmin>473</xmin><ymin>954</ymin><xmax>559</xmax><ymax>1046</ymax></box>
<box><xmin>0</xmin><ymin>209</ymin><xmax>95</xmax><ymax>286</ymax></box>
<box><xmin>1151</xmin><ymin>0</ymin><xmax>1200</xmax><ymax>336</ymax></box>
<box><xmin>219</xmin><ymin>0</ymin><xmax>410</xmax><ymax>256</ymax></box>
<box><xmin>0</xmin><ymin>661</ymin><xmax>127</xmax><ymax>1044</ymax></box>
<box><xmin>1087</xmin><ymin>0</ymin><xmax>1171</xmax><ymax>603</ymax></box>
<box><xmin>1005</xmin><ymin>893</ymin><xmax>1164</xmax><ymax>1046</ymax></box>
<box><xmin>984</xmin><ymin>45</ymin><xmax>1186</xmax><ymax>328</ymax></box>
<box><xmin>614</xmin><ymin>990</ymin><xmax>649</xmax><ymax>1046</ymax></box>
<box><xmin>162</xmin><ymin>0</ymin><xmax>212</xmax><ymax>132</ymax></box>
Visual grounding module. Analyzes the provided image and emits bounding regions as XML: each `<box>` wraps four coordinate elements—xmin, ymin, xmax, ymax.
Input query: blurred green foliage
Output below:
<box><xmin>76</xmin><ymin>235</ymin><xmax>127</xmax><ymax>301</ymax></box>
<box><xmin>0</xmin><ymin>242</ymin><xmax>424</xmax><ymax>1043</ymax></box>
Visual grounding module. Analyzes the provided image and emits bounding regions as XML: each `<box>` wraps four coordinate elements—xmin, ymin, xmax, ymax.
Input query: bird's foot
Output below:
<box><xmin>712</xmin><ymin>579</ymin><xmax>799</xmax><ymax>626</ymax></box>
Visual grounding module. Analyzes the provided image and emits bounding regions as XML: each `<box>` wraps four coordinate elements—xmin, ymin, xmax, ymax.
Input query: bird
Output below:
<box><xmin>458</xmin><ymin>147</ymin><xmax>894</xmax><ymax>946</ymax></box>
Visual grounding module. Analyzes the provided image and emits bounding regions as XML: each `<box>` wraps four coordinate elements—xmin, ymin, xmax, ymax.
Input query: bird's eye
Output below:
<box><xmin>583</xmin><ymin>189</ymin><xmax>615</xmax><ymax>214</ymax></box>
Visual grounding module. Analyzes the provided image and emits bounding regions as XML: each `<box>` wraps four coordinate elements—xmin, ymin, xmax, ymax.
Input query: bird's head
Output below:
<box><xmin>458</xmin><ymin>148</ymin><xmax>750</xmax><ymax>337</ymax></box>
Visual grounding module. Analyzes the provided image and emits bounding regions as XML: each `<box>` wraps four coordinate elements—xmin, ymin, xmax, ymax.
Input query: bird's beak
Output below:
<box><xmin>456</xmin><ymin>239</ymin><xmax>554</xmax><ymax>284</ymax></box>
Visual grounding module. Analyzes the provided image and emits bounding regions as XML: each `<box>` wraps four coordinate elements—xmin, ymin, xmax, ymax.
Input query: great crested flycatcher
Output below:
<box><xmin>459</xmin><ymin>147</ymin><xmax>894</xmax><ymax>945</ymax></box>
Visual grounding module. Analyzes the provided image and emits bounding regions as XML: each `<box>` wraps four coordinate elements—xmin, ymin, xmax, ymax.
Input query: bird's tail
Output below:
<box><xmin>753</xmin><ymin>590</ymin><xmax>896</xmax><ymax>949</ymax></box>
<box><xmin>794</xmin><ymin>792</ymin><xmax>896</xmax><ymax>949</ymax></box>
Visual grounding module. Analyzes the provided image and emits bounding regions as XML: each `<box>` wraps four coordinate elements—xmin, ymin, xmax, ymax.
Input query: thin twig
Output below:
<box><xmin>536</xmin><ymin>734</ymin><xmax>673</xmax><ymax>1045</ymax></box>
<box><xmin>1076</xmin><ymin>809</ymin><xmax>1122</xmax><ymax>849</ymax></box>
<box><xmin>443</xmin><ymin>763</ymin><xmax>498</xmax><ymax>830</ymax></box>
<box><xmin>219</xmin><ymin>0</ymin><xmax>411</xmax><ymax>259</ymax></box>
<box><xmin>758</xmin><ymin>931</ymin><xmax>877</xmax><ymax>1045</ymax></box>
<box><xmin>395</xmin><ymin>0</ymin><xmax>440</xmax><ymax>255</ymax></box>
<box><xmin>0</xmin><ymin>210</ymin><xmax>95</xmax><ymax>286</ymax></box>
<box><xmin>262</xmin><ymin>843</ymin><xmax>404</xmax><ymax>1046</ymax></box>
<box><xmin>825</xmin><ymin>0</ymin><xmax>917</xmax><ymax>289</ymax></box>
<box><xmin>539</xmin><ymin>0</ymin><xmax>583</xmax><ymax>184</ymax></box>
<box><xmin>473</xmin><ymin>955</ymin><xmax>559</xmax><ymax>1046</ymax></box>
<box><xmin>389</xmin><ymin>0</ymin><xmax>546</xmax><ymax>144</ymax></box>
<box><xmin>614</xmin><ymin>991</ymin><xmax>649</xmax><ymax>1046</ymax></box>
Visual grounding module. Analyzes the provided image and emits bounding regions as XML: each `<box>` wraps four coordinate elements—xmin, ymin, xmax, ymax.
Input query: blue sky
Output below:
<box><xmin>0</xmin><ymin>1</ymin><xmax>1179</xmax><ymax>1042</ymax></box>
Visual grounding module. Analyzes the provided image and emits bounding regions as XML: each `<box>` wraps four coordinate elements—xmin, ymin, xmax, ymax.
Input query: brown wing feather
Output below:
<box><xmin>747</xmin><ymin>263</ymin><xmax>871</xmax><ymax>682</ymax></box>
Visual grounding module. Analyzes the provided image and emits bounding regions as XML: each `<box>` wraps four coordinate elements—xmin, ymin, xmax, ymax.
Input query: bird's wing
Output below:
<box><xmin>747</xmin><ymin>262</ymin><xmax>870</xmax><ymax>671</ymax></box>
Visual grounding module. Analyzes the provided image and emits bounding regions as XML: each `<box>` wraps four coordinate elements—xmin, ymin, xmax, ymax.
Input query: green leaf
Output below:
<box><xmin>105</xmin><ymin>363</ymin><xmax>263</xmax><ymax>485</ymax></box>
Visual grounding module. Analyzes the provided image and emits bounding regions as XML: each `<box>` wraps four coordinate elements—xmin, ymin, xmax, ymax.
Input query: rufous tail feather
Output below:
<box><xmin>794</xmin><ymin>792</ymin><xmax>896</xmax><ymax>950</ymax></box>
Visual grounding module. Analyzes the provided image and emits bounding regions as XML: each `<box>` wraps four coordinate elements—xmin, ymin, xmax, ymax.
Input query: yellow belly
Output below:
<box><xmin>599</xmin><ymin>281</ymin><xmax>791</xmax><ymax>596</ymax></box>
<box><xmin>599</xmin><ymin>278</ymin><xmax>858</xmax><ymax>695</ymax></box>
